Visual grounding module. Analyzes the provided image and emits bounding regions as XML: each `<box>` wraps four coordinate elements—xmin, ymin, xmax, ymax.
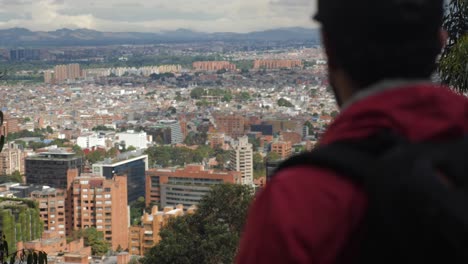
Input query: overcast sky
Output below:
<box><xmin>0</xmin><ymin>0</ymin><xmax>318</xmax><ymax>33</ymax></box>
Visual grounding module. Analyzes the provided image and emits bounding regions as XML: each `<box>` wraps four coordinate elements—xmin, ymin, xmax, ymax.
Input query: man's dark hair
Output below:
<box><xmin>315</xmin><ymin>0</ymin><xmax>444</xmax><ymax>88</ymax></box>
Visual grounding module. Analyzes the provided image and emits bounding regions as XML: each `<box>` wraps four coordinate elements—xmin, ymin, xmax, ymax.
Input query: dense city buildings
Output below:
<box><xmin>66</xmin><ymin>171</ymin><xmax>129</xmax><ymax>250</ymax></box>
<box><xmin>193</xmin><ymin>61</ymin><xmax>237</xmax><ymax>72</ymax></box>
<box><xmin>215</xmin><ymin>115</ymin><xmax>245</xmax><ymax>139</ymax></box>
<box><xmin>0</xmin><ymin>39</ymin><xmax>336</xmax><ymax>261</ymax></box>
<box><xmin>25</xmin><ymin>150</ymin><xmax>84</xmax><ymax>189</ymax></box>
<box><xmin>145</xmin><ymin>120</ymin><xmax>184</xmax><ymax>145</ymax></box>
<box><xmin>145</xmin><ymin>165</ymin><xmax>240</xmax><ymax>209</ymax></box>
<box><xmin>31</xmin><ymin>188</ymin><xmax>66</xmax><ymax>236</ymax></box>
<box><xmin>229</xmin><ymin>136</ymin><xmax>253</xmax><ymax>185</ymax></box>
<box><xmin>92</xmin><ymin>154</ymin><xmax>149</xmax><ymax>202</ymax></box>
<box><xmin>253</xmin><ymin>59</ymin><xmax>303</xmax><ymax>69</ymax></box>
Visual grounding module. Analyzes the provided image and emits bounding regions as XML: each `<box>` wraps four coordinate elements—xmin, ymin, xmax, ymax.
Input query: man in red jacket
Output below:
<box><xmin>236</xmin><ymin>0</ymin><xmax>468</xmax><ymax>263</ymax></box>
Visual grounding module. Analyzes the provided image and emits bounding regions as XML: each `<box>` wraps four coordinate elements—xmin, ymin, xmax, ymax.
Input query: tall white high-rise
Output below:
<box><xmin>229</xmin><ymin>136</ymin><xmax>253</xmax><ymax>185</ymax></box>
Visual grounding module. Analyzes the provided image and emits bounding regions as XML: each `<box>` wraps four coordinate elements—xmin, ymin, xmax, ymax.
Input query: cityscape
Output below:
<box><xmin>1</xmin><ymin>0</ymin><xmax>463</xmax><ymax>263</ymax></box>
<box><xmin>0</xmin><ymin>25</ymin><xmax>336</xmax><ymax>264</ymax></box>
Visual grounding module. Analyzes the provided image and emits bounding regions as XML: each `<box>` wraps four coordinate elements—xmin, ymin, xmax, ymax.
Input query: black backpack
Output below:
<box><xmin>275</xmin><ymin>131</ymin><xmax>468</xmax><ymax>264</ymax></box>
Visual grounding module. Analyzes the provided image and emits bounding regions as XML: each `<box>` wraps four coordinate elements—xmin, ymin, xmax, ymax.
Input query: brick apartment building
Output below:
<box><xmin>192</xmin><ymin>61</ymin><xmax>237</xmax><ymax>72</ymax></box>
<box><xmin>31</xmin><ymin>188</ymin><xmax>66</xmax><ymax>236</ymax></box>
<box><xmin>215</xmin><ymin>115</ymin><xmax>245</xmax><ymax>139</ymax></box>
<box><xmin>145</xmin><ymin>165</ymin><xmax>240</xmax><ymax>209</ymax></box>
<box><xmin>4</xmin><ymin>115</ymin><xmax>20</xmax><ymax>136</ymax></box>
<box><xmin>271</xmin><ymin>140</ymin><xmax>293</xmax><ymax>159</ymax></box>
<box><xmin>253</xmin><ymin>59</ymin><xmax>303</xmax><ymax>69</ymax></box>
<box><xmin>66</xmin><ymin>169</ymin><xmax>129</xmax><ymax>250</ymax></box>
<box><xmin>129</xmin><ymin>204</ymin><xmax>196</xmax><ymax>256</ymax></box>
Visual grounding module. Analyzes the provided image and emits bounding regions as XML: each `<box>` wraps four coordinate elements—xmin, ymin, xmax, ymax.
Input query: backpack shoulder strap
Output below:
<box><xmin>274</xmin><ymin>130</ymin><xmax>406</xmax><ymax>185</ymax></box>
<box><xmin>275</xmin><ymin>143</ymin><xmax>372</xmax><ymax>184</ymax></box>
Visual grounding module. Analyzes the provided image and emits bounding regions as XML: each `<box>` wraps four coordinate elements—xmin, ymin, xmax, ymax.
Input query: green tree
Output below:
<box><xmin>0</xmin><ymin>171</ymin><xmax>23</xmax><ymax>184</ymax></box>
<box><xmin>190</xmin><ymin>87</ymin><xmax>205</xmax><ymax>99</ymax></box>
<box><xmin>86</xmin><ymin>150</ymin><xmax>105</xmax><ymax>163</ymax></box>
<box><xmin>51</xmin><ymin>138</ymin><xmax>69</xmax><ymax>147</ymax></box>
<box><xmin>106</xmin><ymin>147</ymin><xmax>119</xmax><ymax>158</ymax></box>
<box><xmin>267</xmin><ymin>152</ymin><xmax>281</xmax><ymax>162</ymax></box>
<box><xmin>141</xmin><ymin>184</ymin><xmax>254</xmax><ymax>264</ymax></box>
<box><xmin>331</xmin><ymin>110</ymin><xmax>340</xmax><ymax>118</ymax></box>
<box><xmin>304</xmin><ymin>120</ymin><xmax>314</xmax><ymax>132</ymax></box>
<box><xmin>237</xmin><ymin>92</ymin><xmax>251</xmax><ymax>102</ymax></box>
<box><xmin>130</xmin><ymin>196</ymin><xmax>146</xmax><ymax>225</ymax></box>
<box><xmin>70</xmin><ymin>228</ymin><xmax>110</xmax><ymax>256</ymax></box>
<box><xmin>175</xmin><ymin>91</ymin><xmax>183</xmax><ymax>101</ymax></box>
<box><xmin>277</xmin><ymin>98</ymin><xmax>294</xmax><ymax>107</ymax></box>
<box><xmin>253</xmin><ymin>152</ymin><xmax>266</xmax><ymax>179</ymax></box>
<box><xmin>46</xmin><ymin>125</ymin><xmax>54</xmax><ymax>134</ymax></box>
<box><xmin>11</xmin><ymin>171</ymin><xmax>23</xmax><ymax>183</ymax></box>
<box><xmin>92</xmin><ymin>125</ymin><xmax>115</xmax><ymax>131</ymax></box>
<box><xmin>222</xmin><ymin>92</ymin><xmax>233</xmax><ymax>103</ymax></box>
<box><xmin>439</xmin><ymin>0</ymin><xmax>468</xmax><ymax>92</ymax></box>
<box><xmin>72</xmin><ymin>145</ymin><xmax>84</xmax><ymax>156</ymax></box>
<box><xmin>124</xmin><ymin>145</ymin><xmax>137</xmax><ymax>153</ymax></box>
<box><xmin>168</xmin><ymin>106</ymin><xmax>177</xmax><ymax>115</ymax></box>
<box><xmin>248</xmin><ymin>137</ymin><xmax>260</xmax><ymax>150</ymax></box>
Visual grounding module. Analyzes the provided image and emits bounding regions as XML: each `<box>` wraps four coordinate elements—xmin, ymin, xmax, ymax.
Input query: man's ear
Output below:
<box><xmin>439</xmin><ymin>28</ymin><xmax>448</xmax><ymax>49</ymax></box>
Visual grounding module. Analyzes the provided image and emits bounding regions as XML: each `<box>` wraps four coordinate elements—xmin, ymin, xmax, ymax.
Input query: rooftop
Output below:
<box><xmin>93</xmin><ymin>150</ymin><xmax>147</xmax><ymax>166</ymax></box>
<box><xmin>27</xmin><ymin>150</ymin><xmax>78</xmax><ymax>160</ymax></box>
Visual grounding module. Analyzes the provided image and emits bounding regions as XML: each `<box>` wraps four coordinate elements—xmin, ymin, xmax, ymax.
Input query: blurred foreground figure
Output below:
<box><xmin>237</xmin><ymin>0</ymin><xmax>468</xmax><ymax>263</ymax></box>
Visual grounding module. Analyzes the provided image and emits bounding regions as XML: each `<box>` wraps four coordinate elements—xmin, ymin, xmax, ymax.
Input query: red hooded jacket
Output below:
<box><xmin>236</xmin><ymin>83</ymin><xmax>468</xmax><ymax>264</ymax></box>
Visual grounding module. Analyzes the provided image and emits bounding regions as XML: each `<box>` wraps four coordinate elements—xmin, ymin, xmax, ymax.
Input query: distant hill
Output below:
<box><xmin>0</xmin><ymin>27</ymin><xmax>319</xmax><ymax>47</ymax></box>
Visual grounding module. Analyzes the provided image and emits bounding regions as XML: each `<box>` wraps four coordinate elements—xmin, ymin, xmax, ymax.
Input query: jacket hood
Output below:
<box><xmin>321</xmin><ymin>84</ymin><xmax>468</xmax><ymax>145</ymax></box>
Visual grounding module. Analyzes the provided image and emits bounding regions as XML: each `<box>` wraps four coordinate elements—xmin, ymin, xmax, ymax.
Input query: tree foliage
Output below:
<box><xmin>6</xmin><ymin>129</ymin><xmax>44</xmax><ymax>142</ymax></box>
<box><xmin>253</xmin><ymin>152</ymin><xmax>266</xmax><ymax>179</ymax></box>
<box><xmin>277</xmin><ymin>98</ymin><xmax>294</xmax><ymax>107</ymax></box>
<box><xmin>92</xmin><ymin>125</ymin><xmax>115</xmax><ymax>131</ymax></box>
<box><xmin>237</xmin><ymin>92</ymin><xmax>251</xmax><ymax>102</ymax></box>
<box><xmin>267</xmin><ymin>151</ymin><xmax>281</xmax><ymax>162</ymax></box>
<box><xmin>70</xmin><ymin>228</ymin><xmax>110</xmax><ymax>256</ymax></box>
<box><xmin>190</xmin><ymin>87</ymin><xmax>232</xmax><ymax>101</ymax></box>
<box><xmin>439</xmin><ymin>0</ymin><xmax>468</xmax><ymax>92</ymax></box>
<box><xmin>0</xmin><ymin>171</ymin><xmax>23</xmax><ymax>184</ymax></box>
<box><xmin>145</xmin><ymin>145</ymin><xmax>214</xmax><ymax>168</ymax></box>
<box><xmin>304</xmin><ymin>120</ymin><xmax>314</xmax><ymax>133</ymax></box>
<box><xmin>141</xmin><ymin>184</ymin><xmax>254</xmax><ymax>264</ymax></box>
<box><xmin>130</xmin><ymin>196</ymin><xmax>146</xmax><ymax>226</ymax></box>
<box><xmin>184</xmin><ymin>131</ymin><xmax>208</xmax><ymax>146</ymax></box>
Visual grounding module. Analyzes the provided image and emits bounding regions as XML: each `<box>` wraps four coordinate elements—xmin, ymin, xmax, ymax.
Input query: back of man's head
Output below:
<box><xmin>315</xmin><ymin>0</ymin><xmax>444</xmax><ymax>88</ymax></box>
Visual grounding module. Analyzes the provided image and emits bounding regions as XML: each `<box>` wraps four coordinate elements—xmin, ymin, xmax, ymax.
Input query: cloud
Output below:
<box><xmin>0</xmin><ymin>0</ymin><xmax>318</xmax><ymax>32</ymax></box>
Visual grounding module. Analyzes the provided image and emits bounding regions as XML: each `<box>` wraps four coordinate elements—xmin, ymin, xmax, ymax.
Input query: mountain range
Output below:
<box><xmin>0</xmin><ymin>27</ymin><xmax>319</xmax><ymax>47</ymax></box>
